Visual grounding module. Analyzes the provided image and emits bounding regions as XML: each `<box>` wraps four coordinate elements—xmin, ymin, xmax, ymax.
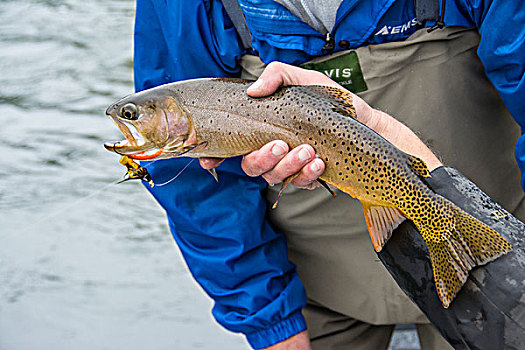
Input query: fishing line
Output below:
<box><xmin>13</xmin><ymin>157</ymin><xmax>195</xmax><ymax>234</ymax></box>
<box><xmin>154</xmin><ymin>158</ymin><xmax>195</xmax><ymax>187</ymax></box>
<box><xmin>17</xmin><ymin>179</ymin><xmax>123</xmax><ymax>234</ymax></box>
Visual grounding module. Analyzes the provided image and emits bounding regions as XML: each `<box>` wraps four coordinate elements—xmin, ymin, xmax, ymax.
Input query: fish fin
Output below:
<box><xmin>207</xmin><ymin>168</ymin><xmax>219</xmax><ymax>182</ymax></box>
<box><xmin>164</xmin><ymin>141</ymin><xmax>208</xmax><ymax>157</ymax></box>
<box><xmin>420</xmin><ymin>201</ymin><xmax>512</xmax><ymax>308</ymax></box>
<box><xmin>406</xmin><ymin>154</ymin><xmax>431</xmax><ymax>178</ymax></box>
<box><xmin>305</xmin><ymin>86</ymin><xmax>357</xmax><ymax>119</ymax></box>
<box><xmin>272</xmin><ymin>177</ymin><xmax>337</xmax><ymax>209</ymax></box>
<box><xmin>272</xmin><ymin>173</ymin><xmax>299</xmax><ymax>209</ymax></box>
<box><xmin>317</xmin><ymin>178</ymin><xmax>337</xmax><ymax>198</ymax></box>
<box><xmin>361</xmin><ymin>202</ymin><xmax>406</xmax><ymax>252</ymax></box>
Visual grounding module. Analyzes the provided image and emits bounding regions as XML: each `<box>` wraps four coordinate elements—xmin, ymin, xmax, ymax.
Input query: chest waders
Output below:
<box><xmin>239</xmin><ymin>23</ymin><xmax>523</xmax><ymax>331</ymax></box>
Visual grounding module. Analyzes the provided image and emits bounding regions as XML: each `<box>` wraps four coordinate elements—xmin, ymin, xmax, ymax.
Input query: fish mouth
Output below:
<box><xmin>104</xmin><ymin>120</ymin><xmax>164</xmax><ymax>160</ymax></box>
<box><xmin>103</xmin><ymin>141</ymin><xmax>165</xmax><ymax>160</ymax></box>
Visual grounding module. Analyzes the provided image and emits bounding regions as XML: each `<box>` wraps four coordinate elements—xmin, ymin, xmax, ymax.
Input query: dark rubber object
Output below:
<box><xmin>378</xmin><ymin>167</ymin><xmax>525</xmax><ymax>350</ymax></box>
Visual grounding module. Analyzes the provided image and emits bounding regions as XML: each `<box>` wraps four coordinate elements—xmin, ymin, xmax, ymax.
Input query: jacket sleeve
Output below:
<box><xmin>133</xmin><ymin>1</ymin><xmax>307</xmax><ymax>348</ymax></box>
<box><xmin>464</xmin><ymin>0</ymin><xmax>525</xmax><ymax>190</ymax></box>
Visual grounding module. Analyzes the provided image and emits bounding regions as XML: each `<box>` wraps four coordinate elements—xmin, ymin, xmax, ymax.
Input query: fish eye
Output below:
<box><xmin>120</xmin><ymin>103</ymin><xmax>138</xmax><ymax>120</ymax></box>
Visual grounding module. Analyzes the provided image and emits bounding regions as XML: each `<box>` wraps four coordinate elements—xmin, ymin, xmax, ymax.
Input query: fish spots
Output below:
<box><xmin>172</xmin><ymin>81</ymin><xmax>510</xmax><ymax>304</ymax></box>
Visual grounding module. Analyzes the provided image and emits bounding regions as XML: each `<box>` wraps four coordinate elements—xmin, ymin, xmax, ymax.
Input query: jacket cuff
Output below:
<box><xmin>245</xmin><ymin>311</ymin><xmax>307</xmax><ymax>349</ymax></box>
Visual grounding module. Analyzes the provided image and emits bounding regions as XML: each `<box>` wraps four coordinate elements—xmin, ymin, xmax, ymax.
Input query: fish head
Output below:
<box><xmin>104</xmin><ymin>88</ymin><xmax>194</xmax><ymax>160</ymax></box>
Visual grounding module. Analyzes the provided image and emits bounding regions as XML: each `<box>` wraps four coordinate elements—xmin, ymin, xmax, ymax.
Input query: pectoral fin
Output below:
<box><xmin>272</xmin><ymin>177</ymin><xmax>336</xmax><ymax>209</ymax></box>
<box><xmin>207</xmin><ymin>168</ymin><xmax>219</xmax><ymax>182</ymax></box>
<box><xmin>272</xmin><ymin>173</ymin><xmax>299</xmax><ymax>209</ymax></box>
<box><xmin>361</xmin><ymin>202</ymin><xmax>406</xmax><ymax>252</ymax></box>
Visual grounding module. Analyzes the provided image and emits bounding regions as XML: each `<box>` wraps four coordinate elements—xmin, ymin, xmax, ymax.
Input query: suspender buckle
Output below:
<box><xmin>322</xmin><ymin>32</ymin><xmax>335</xmax><ymax>54</ymax></box>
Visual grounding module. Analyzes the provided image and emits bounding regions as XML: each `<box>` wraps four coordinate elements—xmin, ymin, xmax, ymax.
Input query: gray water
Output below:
<box><xmin>0</xmin><ymin>1</ymin><xmax>247</xmax><ymax>349</ymax></box>
<box><xmin>0</xmin><ymin>1</ymin><xmax>418</xmax><ymax>349</ymax></box>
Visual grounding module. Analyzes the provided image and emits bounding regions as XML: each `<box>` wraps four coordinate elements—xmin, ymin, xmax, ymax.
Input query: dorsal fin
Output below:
<box><xmin>361</xmin><ymin>202</ymin><xmax>406</xmax><ymax>252</ymax></box>
<box><xmin>407</xmin><ymin>154</ymin><xmax>431</xmax><ymax>178</ymax></box>
<box><xmin>304</xmin><ymin>85</ymin><xmax>357</xmax><ymax>119</ymax></box>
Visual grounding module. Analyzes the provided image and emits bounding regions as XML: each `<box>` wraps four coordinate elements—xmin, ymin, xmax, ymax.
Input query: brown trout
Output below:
<box><xmin>104</xmin><ymin>78</ymin><xmax>512</xmax><ymax>308</ymax></box>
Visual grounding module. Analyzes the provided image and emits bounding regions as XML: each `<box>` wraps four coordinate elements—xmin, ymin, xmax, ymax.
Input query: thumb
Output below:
<box><xmin>246</xmin><ymin>62</ymin><xmax>290</xmax><ymax>97</ymax></box>
<box><xmin>246</xmin><ymin>78</ymin><xmax>269</xmax><ymax>97</ymax></box>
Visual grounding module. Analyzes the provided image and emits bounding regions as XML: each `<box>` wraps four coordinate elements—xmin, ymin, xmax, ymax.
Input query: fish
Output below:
<box><xmin>378</xmin><ymin>167</ymin><xmax>525</xmax><ymax>349</ymax></box>
<box><xmin>104</xmin><ymin>78</ymin><xmax>512</xmax><ymax>308</ymax></box>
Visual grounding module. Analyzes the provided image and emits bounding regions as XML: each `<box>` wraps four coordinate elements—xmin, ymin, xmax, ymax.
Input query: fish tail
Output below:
<box><xmin>420</xmin><ymin>200</ymin><xmax>512</xmax><ymax>308</ymax></box>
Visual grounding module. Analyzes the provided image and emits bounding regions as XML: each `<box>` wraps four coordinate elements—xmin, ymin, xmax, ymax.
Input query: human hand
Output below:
<box><xmin>199</xmin><ymin>139</ymin><xmax>325</xmax><ymax>190</ymax></box>
<box><xmin>244</xmin><ymin>62</ymin><xmax>442</xmax><ymax>172</ymax></box>
<box><xmin>200</xmin><ymin>61</ymin><xmax>442</xmax><ymax>182</ymax></box>
<box><xmin>200</xmin><ymin>62</ymin><xmax>338</xmax><ymax>189</ymax></box>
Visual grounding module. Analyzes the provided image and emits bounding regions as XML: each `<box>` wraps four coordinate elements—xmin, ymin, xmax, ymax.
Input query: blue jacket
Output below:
<box><xmin>133</xmin><ymin>0</ymin><xmax>525</xmax><ymax>348</ymax></box>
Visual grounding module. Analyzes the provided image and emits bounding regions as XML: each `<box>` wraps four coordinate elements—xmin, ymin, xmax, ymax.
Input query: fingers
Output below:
<box><xmin>245</xmin><ymin>62</ymin><xmax>291</xmax><ymax>98</ymax></box>
<box><xmin>241</xmin><ymin>140</ymin><xmax>289</xmax><ymax>176</ymax></box>
<box><xmin>247</xmin><ymin>62</ymin><xmax>342</xmax><ymax>98</ymax></box>
<box><xmin>241</xmin><ymin>140</ymin><xmax>325</xmax><ymax>189</ymax></box>
<box><xmin>288</xmin><ymin>156</ymin><xmax>325</xmax><ymax>190</ymax></box>
<box><xmin>261</xmin><ymin>146</ymin><xmax>320</xmax><ymax>187</ymax></box>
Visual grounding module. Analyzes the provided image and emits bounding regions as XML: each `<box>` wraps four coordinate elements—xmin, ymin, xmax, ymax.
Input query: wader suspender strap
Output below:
<box><xmin>415</xmin><ymin>0</ymin><xmax>446</xmax><ymax>31</ymax></box>
<box><xmin>221</xmin><ymin>0</ymin><xmax>253</xmax><ymax>50</ymax></box>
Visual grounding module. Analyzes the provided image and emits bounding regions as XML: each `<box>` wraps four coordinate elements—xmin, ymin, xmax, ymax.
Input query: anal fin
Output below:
<box><xmin>361</xmin><ymin>202</ymin><xmax>406</xmax><ymax>252</ymax></box>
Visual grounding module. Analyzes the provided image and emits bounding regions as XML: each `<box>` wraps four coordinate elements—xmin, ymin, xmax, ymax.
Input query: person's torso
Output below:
<box><xmin>238</xmin><ymin>0</ymin><xmax>474</xmax><ymax>64</ymax></box>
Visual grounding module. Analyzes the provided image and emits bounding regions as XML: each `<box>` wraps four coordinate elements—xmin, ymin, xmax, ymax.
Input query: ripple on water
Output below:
<box><xmin>0</xmin><ymin>1</ymin><xmax>424</xmax><ymax>350</ymax></box>
<box><xmin>1</xmin><ymin>1</ymin><xmax>247</xmax><ymax>348</ymax></box>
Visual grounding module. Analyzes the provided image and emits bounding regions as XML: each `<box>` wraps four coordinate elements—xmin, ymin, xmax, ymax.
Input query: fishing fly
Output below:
<box><xmin>118</xmin><ymin>155</ymin><xmax>154</xmax><ymax>187</ymax></box>
<box><xmin>117</xmin><ymin>155</ymin><xmax>198</xmax><ymax>188</ymax></box>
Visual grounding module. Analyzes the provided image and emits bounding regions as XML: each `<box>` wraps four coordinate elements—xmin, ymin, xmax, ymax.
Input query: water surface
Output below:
<box><xmin>0</xmin><ymin>1</ymin><xmax>247</xmax><ymax>348</ymax></box>
<box><xmin>0</xmin><ymin>1</ymin><xmax>417</xmax><ymax>349</ymax></box>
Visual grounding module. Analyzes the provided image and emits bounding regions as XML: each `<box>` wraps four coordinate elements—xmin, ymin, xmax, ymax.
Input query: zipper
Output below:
<box><xmin>322</xmin><ymin>32</ymin><xmax>335</xmax><ymax>54</ymax></box>
<box><xmin>321</xmin><ymin>0</ymin><xmax>351</xmax><ymax>55</ymax></box>
<box><xmin>320</xmin><ymin>0</ymin><xmax>394</xmax><ymax>54</ymax></box>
